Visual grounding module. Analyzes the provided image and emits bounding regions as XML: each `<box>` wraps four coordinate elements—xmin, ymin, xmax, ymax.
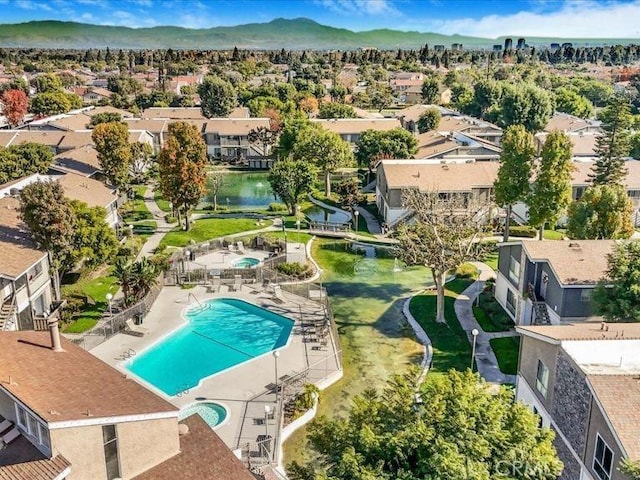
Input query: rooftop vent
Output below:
<box><xmin>568</xmin><ymin>242</ymin><xmax>581</xmax><ymax>248</ymax></box>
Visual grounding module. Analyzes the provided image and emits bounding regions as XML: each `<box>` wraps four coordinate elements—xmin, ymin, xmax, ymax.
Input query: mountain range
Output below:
<box><xmin>0</xmin><ymin>18</ymin><xmax>637</xmax><ymax>50</ymax></box>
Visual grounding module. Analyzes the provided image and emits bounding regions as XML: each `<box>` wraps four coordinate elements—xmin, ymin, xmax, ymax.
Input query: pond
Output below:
<box><xmin>205</xmin><ymin>172</ymin><xmax>275</xmax><ymax>210</ymax></box>
<box><xmin>304</xmin><ymin>205</ymin><xmax>351</xmax><ymax>225</ymax></box>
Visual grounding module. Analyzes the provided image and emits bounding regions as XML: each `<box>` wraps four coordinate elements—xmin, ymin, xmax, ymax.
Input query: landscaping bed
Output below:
<box><xmin>159</xmin><ymin>218</ymin><xmax>272</xmax><ymax>248</ymax></box>
<box><xmin>473</xmin><ymin>284</ymin><xmax>515</xmax><ymax>333</ymax></box>
<box><xmin>490</xmin><ymin>336</ymin><xmax>521</xmax><ymax>375</ymax></box>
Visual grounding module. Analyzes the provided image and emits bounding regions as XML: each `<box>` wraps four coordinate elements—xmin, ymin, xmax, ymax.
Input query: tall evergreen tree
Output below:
<box><xmin>494</xmin><ymin>125</ymin><xmax>536</xmax><ymax>242</ymax></box>
<box><xmin>528</xmin><ymin>131</ymin><xmax>574</xmax><ymax>240</ymax></box>
<box><xmin>590</xmin><ymin>93</ymin><xmax>633</xmax><ymax>186</ymax></box>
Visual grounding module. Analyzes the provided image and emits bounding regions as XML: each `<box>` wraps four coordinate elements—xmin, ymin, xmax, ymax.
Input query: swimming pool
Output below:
<box><xmin>231</xmin><ymin>257</ymin><xmax>261</xmax><ymax>268</ymax></box>
<box><xmin>179</xmin><ymin>402</ymin><xmax>227</xmax><ymax>429</ymax></box>
<box><xmin>127</xmin><ymin>298</ymin><xmax>294</xmax><ymax>396</ymax></box>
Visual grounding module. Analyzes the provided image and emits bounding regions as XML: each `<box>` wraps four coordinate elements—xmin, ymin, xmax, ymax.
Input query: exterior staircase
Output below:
<box><xmin>0</xmin><ymin>295</ymin><xmax>17</xmax><ymax>331</ymax></box>
<box><xmin>528</xmin><ymin>283</ymin><xmax>551</xmax><ymax>325</ymax></box>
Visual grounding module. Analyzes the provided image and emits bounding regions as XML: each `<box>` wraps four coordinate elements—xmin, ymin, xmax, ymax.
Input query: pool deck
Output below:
<box><xmin>90</xmin><ymin>282</ymin><xmax>341</xmax><ymax>453</ymax></box>
<box><xmin>181</xmin><ymin>248</ymin><xmax>272</xmax><ymax>272</ymax></box>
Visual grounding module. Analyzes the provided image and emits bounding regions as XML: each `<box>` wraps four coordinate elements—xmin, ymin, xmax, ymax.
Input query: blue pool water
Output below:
<box><xmin>127</xmin><ymin>298</ymin><xmax>294</xmax><ymax>396</ymax></box>
<box><xmin>231</xmin><ymin>257</ymin><xmax>261</xmax><ymax>268</ymax></box>
<box><xmin>179</xmin><ymin>402</ymin><xmax>227</xmax><ymax>429</ymax></box>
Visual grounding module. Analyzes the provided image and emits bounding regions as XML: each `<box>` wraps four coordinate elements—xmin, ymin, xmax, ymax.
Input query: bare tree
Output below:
<box><xmin>206</xmin><ymin>171</ymin><xmax>225</xmax><ymax>211</ymax></box>
<box><xmin>395</xmin><ymin>189</ymin><xmax>491</xmax><ymax>324</ymax></box>
<box><xmin>248</xmin><ymin>126</ymin><xmax>278</xmax><ymax>157</ymax></box>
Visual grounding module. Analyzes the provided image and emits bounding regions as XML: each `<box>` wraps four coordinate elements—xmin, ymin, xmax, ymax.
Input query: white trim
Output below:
<box><xmin>53</xmin><ymin>466</ymin><xmax>72</xmax><ymax>480</ymax></box>
<box><xmin>585</xmin><ymin>378</ymin><xmax>629</xmax><ymax>458</ymax></box>
<box><xmin>514</xmin><ymin>327</ymin><xmax>562</xmax><ymax>345</ymax></box>
<box><xmin>592</xmin><ymin>433</ymin><xmax>614</xmax><ymax>480</ymax></box>
<box><xmin>48</xmin><ymin>410</ymin><xmax>179</xmax><ymax>429</ymax></box>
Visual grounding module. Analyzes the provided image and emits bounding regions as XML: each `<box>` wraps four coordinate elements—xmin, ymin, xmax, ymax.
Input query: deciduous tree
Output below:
<box><xmin>567</xmin><ymin>184</ymin><xmax>633</xmax><ymax>239</ymax></box>
<box><xmin>494</xmin><ymin>125</ymin><xmax>536</xmax><ymax>241</ymax></box>
<box><xmin>31</xmin><ymin>91</ymin><xmax>72</xmax><ymax>116</ymax></box>
<box><xmin>421</xmin><ymin>76</ymin><xmax>440</xmax><ymax>104</ymax></box>
<box><xmin>554</xmin><ymin>87</ymin><xmax>594</xmax><ymax>118</ymax></box>
<box><xmin>590</xmin><ymin>93</ymin><xmax>633</xmax><ymax>186</ymax></box>
<box><xmin>498</xmin><ymin>83</ymin><xmax>554</xmax><ymax>133</ymax></box>
<box><xmin>528</xmin><ymin>130</ymin><xmax>574</xmax><ymax>240</ymax></box>
<box><xmin>297</xmin><ymin>369</ymin><xmax>562</xmax><ymax>480</ymax></box>
<box><xmin>317</xmin><ymin>102</ymin><xmax>357</xmax><ymax>119</ymax></box>
<box><xmin>69</xmin><ymin>200</ymin><xmax>118</xmax><ymax>269</ymax></box>
<box><xmin>299</xmin><ymin>96</ymin><xmax>319</xmax><ymax>117</ymax></box>
<box><xmin>19</xmin><ymin>181</ymin><xmax>76</xmax><ymax>300</ymax></box>
<box><xmin>129</xmin><ymin>141</ymin><xmax>154</xmax><ymax>183</ymax></box>
<box><xmin>0</xmin><ymin>142</ymin><xmax>54</xmax><ymax>183</ymax></box>
<box><xmin>89</xmin><ymin>112</ymin><xmax>122</xmax><ymax>127</ymax></box>
<box><xmin>248</xmin><ymin>126</ymin><xmax>278</xmax><ymax>157</ymax></box>
<box><xmin>395</xmin><ymin>189</ymin><xmax>490</xmax><ymax>324</ymax></box>
<box><xmin>198</xmin><ymin>75</ymin><xmax>237</xmax><ymax>117</ymax></box>
<box><xmin>291</xmin><ymin>125</ymin><xmax>354</xmax><ymax>197</ymax></box>
<box><xmin>206</xmin><ymin>171</ymin><xmax>225</xmax><ymax>211</ymax></box>
<box><xmin>416</xmin><ymin>107</ymin><xmax>441</xmax><ymax>133</ymax></box>
<box><xmin>92</xmin><ymin>122</ymin><xmax>132</xmax><ymax>190</ymax></box>
<box><xmin>1</xmin><ymin>89</ymin><xmax>28</xmax><ymax>126</ymax></box>
<box><xmin>355</xmin><ymin>128</ymin><xmax>418</xmax><ymax>175</ymax></box>
<box><xmin>335</xmin><ymin>177</ymin><xmax>364</xmax><ymax>210</ymax></box>
<box><xmin>268</xmin><ymin>158</ymin><xmax>317</xmax><ymax>215</ymax></box>
<box><xmin>157</xmin><ymin>121</ymin><xmax>207</xmax><ymax>230</ymax></box>
<box><xmin>592</xmin><ymin>241</ymin><xmax>640</xmax><ymax>322</ymax></box>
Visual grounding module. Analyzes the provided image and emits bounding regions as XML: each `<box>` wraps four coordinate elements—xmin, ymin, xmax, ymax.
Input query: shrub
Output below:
<box><xmin>268</xmin><ymin>202</ymin><xmax>288</xmax><ymax>212</ymax></box>
<box><xmin>509</xmin><ymin>225</ymin><xmax>538</xmax><ymax>238</ymax></box>
<box><xmin>455</xmin><ymin>263</ymin><xmax>478</xmax><ymax>279</ymax></box>
<box><xmin>165</xmin><ymin>214</ymin><xmax>177</xmax><ymax>223</ymax></box>
<box><xmin>276</xmin><ymin>262</ymin><xmax>313</xmax><ymax>279</ymax></box>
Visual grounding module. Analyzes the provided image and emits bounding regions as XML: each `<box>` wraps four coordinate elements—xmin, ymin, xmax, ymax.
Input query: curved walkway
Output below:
<box><xmin>136</xmin><ymin>184</ymin><xmax>175</xmax><ymax>260</ymax></box>
<box><xmin>453</xmin><ymin>261</ymin><xmax>517</xmax><ymax>384</ymax></box>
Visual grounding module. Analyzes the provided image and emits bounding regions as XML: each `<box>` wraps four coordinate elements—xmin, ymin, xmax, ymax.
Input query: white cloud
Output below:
<box><xmin>131</xmin><ymin>0</ymin><xmax>152</xmax><ymax>6</ymax></box>
<box><xmin>15</xmin><ymin>0</ymin><xmax>53</xmax><ymax>10</ymax></box>
<box><xmin>422</xmin><ymin>0</ymin><xmax>640</xmax><ymax>38</ymax></box>
<box><xmin>316</xmin><ymin>0</ymin><xmax>400</xmax><ymax>17</ymax></box>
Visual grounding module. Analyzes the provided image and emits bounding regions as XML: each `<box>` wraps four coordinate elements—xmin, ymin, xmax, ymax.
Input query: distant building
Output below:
<box><xmin>517</xmin><ymin>38</ymin><xmax>526</xmax><ymax>50</ymax></box>
<box><xmin>451</xmin><ymin>43</ymin><xmax>463</xmax><ymax>51</ymax></box>
<box><xmin>493</xmin><ymin>45</ymin><xmax>503</xmax><ymax>51</ymax></box>
<box><xmin>504</xmin><ymin>38</ymin><xmax>513</xmax><ymax>50</ymax></box>
<box><xmin>562</xmin><ymin>42</ymin><xmax>573</xmax><ymax>48</ymax></box>
<box><xmin>550</xmin><ymin>43</ymin><xmax>561</xmax><ymax>51</ymax></box>
<box><xmin>434</xmin><ymin>45</ymin><xmax>446</xmax><ymax>52</ymax></box>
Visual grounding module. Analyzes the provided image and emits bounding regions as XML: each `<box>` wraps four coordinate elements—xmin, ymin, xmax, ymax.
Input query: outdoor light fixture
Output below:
<box><xmin>471</xmin><ymin>328</ymin><xmax>479</xmax><ymax>371</ymax></box>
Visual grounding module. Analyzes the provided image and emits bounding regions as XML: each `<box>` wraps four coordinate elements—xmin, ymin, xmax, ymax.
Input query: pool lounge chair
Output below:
<box><xmin>2</xmin><ymin>427</ymin><xmax>20</xmax><ymax>445</ymax></box>
<box><xmin>207</xmin><ymin>275</ymin><xmax>221</xmax><ymax>293</ymax></box>
<box><xmin>236</xmin><ymin>241</ymin><xmax>245</xmax><ymax>254</ymax></box>
<box><xmin>125</xmin><ymin>318</ymin><xmax>149</xmax><ymax>336</ymax></box>
<box><xmin>231</xmin><ymin>275</ymin><xmax>242</xmax><ymax>292</ymax></box>
<box><xmin>272</xmin><ymin>285</ymin><xmax>286</xmax><ymax>303</ymax></box>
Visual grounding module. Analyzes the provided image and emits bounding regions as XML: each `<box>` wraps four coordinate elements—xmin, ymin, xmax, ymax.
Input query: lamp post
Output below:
<box><xmin>128</xmin><ymin>224</ymin><xmax>134</xmax><ymax>236</ymax></box>
<box><xmin>354</xmin><ymin>209</ymin><xmax>359</xmax><ymax>233</ymax></box>
<box><xmin>471</xmin><ymin>328</ymin><xmax>479</xmax><ymax>371</ymax></box>
<box><xmin>106</xmin><ymin>293</ymin><xmax>113</xmax><ymax>316</ymax></box>
<box><xmin>281</xmin><ymin>217</ymin><xmax>287</xmax><ymax>259</ymax></box>
<box><xmin>296</xmin><ymin>219</ymin><xmax>301</xmax><ymax>247</ymax></box>
<box><xmin>273</xmin><ymin>350</ymin><xmax>280</xmax><ymax>398</ymax></box>
<box><xmin>263</xmin><ymin>404</ymin><xmax>271</xmax><ymax>437</ymax></box>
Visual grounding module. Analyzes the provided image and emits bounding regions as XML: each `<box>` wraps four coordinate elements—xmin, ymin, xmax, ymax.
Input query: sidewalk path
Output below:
<box><xmin>453</xmin><ymin>261</ymin><xmax>518</xmax><ymax>385</ymax></box>
<box><xmin>136</xmin><ymin>184</ymin><xmax>175</xmax><ymax>260</ymax></box>
<box><xmin>355</xmin><ymin>206</ymin><xmax>382</xmax><ymax>235</ymax></box>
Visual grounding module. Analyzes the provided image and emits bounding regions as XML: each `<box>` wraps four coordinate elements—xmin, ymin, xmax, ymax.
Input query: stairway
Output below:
<box><xmin>0</xmin><ymin>296</ymin><xmax>16</xmax><ymax>331</ymax></box>
<box><xmin>527</xmin><ymin>284</ymin><xmax>551</xmax><ymax>325</ymax></box>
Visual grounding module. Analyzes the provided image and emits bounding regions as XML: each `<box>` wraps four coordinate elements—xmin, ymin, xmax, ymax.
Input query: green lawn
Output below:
<box><xmin>154</xmin><ymin>189</ymin><xmax>172</xmax><ymax>212</ymax></box>
<box><xmin>159</xmin><ymin>218</ymin><xmax>272</xmax><ymax>248</ymax></box>
<box><xmin>481</xmin><ymin>250</ymin><xmax>499</xmax><ymax>271</ymax></box>
<box><xmin>260</xmin><ymin>230</ymin><xmax>315</xmax><ymax>245</ymax></box>
<box><xmin>490</xmin><ymin>336</ymin><xmax>521</xmax><ymax>375</ymax></box>
<box><xmin>283</xmin><ymin>239</ymin><xmax>431</xmax><ymax>467</ymax></box>
<box><xmin>61</xmin><ymin>269</ymin><xmax>118</xmax><ymax>333</ymax></box>
<box><xmin>121</xmin><ymin>186</ymin><xmax>153</xmax><ymax>223</ymax></box>
<box><xmin>131</xmin><ymin>220</ymin><xmax>157</xmax><ymax>239</ymax></box>
<box><xmin>543</xmin><ymin>229</ymin><xmax>566</xmax><ymax>240</ymax></box>
<box><xmin>408</xmin><ymin>278</ymin><xmax>475</xmax><ymax>377</ymax></box>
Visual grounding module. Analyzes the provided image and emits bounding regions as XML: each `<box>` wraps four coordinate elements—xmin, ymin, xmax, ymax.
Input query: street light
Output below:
<box><xmin>281</xmin><ymin>217</ymin><xmax>288</xmax><ymax>259</ymax></box>
<box><xmin>296</xmin><ymin>219</ymin><xmax>301</xmax><ymax>247</ymax></box>
<box><xmin>471</xmin><ymin>328</ymin><xmax>479</xmax><ymax>371</ymax></box>
<box><xmin>354</xmin><ymin>210</ymin><xmax>359</xmax><ymax>233</ymax></box>
<box><xmin>273</xmin><ymin>350</ymin><xmax>280</xmax><ymax>398</ymax></box>
<box><xmin>106</xmin><ymin>293</ymin><xmax>113</xmax><ymax>316</ymax></box>
<box><xmin>263</xmin><ymin>404</ymin><xmax>271</xmax><ymax>437</ymax></box>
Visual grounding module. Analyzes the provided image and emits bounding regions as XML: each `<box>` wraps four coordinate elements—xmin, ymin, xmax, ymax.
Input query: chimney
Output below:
<box><xmin>48</xmin><ymin>319</ymin><xmax>64</xmax><ymax>352</ymax></box>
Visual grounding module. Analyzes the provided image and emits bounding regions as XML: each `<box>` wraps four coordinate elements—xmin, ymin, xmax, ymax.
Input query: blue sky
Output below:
<box><xmin>0</xmin><ymin>0</ymin><xmax>639</xmax><ymax>38</ymax></box>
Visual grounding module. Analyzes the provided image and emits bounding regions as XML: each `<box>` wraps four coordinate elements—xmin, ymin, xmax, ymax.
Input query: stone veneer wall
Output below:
<box><xmin>552</xmin><ymin>426</ymin><xmax>582</xmax><ymax>480</ymax></box>
<box><xmin>551</xmin><ymin>352</ymin><xmax>591</xmax><ymax>457</ymax></box>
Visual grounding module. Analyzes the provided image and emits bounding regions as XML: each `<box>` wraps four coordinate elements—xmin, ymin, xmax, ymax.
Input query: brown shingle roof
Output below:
<box><xmin>0</xmin><ymin>197</ymin><xmax>46</xmax><ymax>279</ymax></box>
<box><xmin>588</xmin><ymin>375</ymin><xmax>640</xmax><ymax>460</ymax></box>
<box><xmin>48</xmin><ymin>114</ymin><xmax>92</xmax><ymax>132</ymax></box>
<box><xmin>0</xmin><ymin>331</ymin><xmax>178</xmax><ymax>422</ymax></box>
<box><xmin>204</xmin><ymin>118</ymin><xmax>270</xmax><ymax>135</ymax></box>
<box><xmin>379</xmin><ymin>160</ymin><xmax>499</xmax><ymax>191</ymax></box>
<box><xmin>142</xmin><ymin>107</ymin><xmax>205</xmax><ymax>120</ymax></box>
<box><xmin>0</xmin><ymin>454</ymin><xmax>71</xmax><ymax>480</ymax></box>
<box><xmin>517</xmin><ymin>322</ymin><xmax>640</xmax><ymax>342</ymax></box>
<box><xmin>7</xmin><ymin>131</ymin><xmax>65</xmax><ymax>149</ymax></box>
<box><xmin>520</xmin><ymin>239</ymin><xmax>616</xmax><ymax>285</ymax></box>
<box><xmin>56</xmin><ymin>131</ymin><xmax>94</xmax><ymax>151</ymax></box>
<box><xmin>88</xmin><ymin>106</ymin><xmax>134</xmax><ymax>118</ymax></box>
<box><xmin>0</xmin><ymin>132</ymin><xmax>17</xmax><ymax>148</ymax></box>
<box><xmin>545</xmin><ymin>113</ymin><xmax>596</xmax><ymax>133</ymax></box>
<box><xmin>414</xmin><ymin>131</ymin><xmax>460</xmax><ymax>158</ymax></box>
<box><xmin>312</xmin><ymin>118</ymin><xmax>401</xmax><ymax>134</ymax></box>
<box><xmin>124</xmin><ymin>119</ymin><xmax>168</xmax><ymax>135</ymax></box>
<box><xmin>133</xmin><ymin>415</ymin><xmax>255</xmax><ymax>480</ymax></box>
<box><xmin>571</xmin><ymin>160</ymin><xmax>640</xmax><ymax>188</ymax></box>
<box><xmin>54</xmin><ymin>146</ymin><xmax>101</xmax><ymax>176</ymax></box>
<box><xmin>55</xmin><ymin>173</ymin><xmax>116</xmax><ymax>208</ymax></box>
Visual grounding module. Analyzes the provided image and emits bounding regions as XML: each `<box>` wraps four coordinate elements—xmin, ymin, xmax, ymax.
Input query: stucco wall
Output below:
<box><xmin>519</xmin><ymin>335</ymin><xmax>559</xmax><ymax>412</ymax></box>
<box><xmin>584</xmin><ymin>400</ymin><xmax>629</xmax><ymax>480</ymax></box>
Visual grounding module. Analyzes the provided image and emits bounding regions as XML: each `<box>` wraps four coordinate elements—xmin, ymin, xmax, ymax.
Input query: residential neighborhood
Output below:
<box><xmin>0</xmin><ymin>2</ymin><xmax>640</xmax><ymax>479</ymax></box>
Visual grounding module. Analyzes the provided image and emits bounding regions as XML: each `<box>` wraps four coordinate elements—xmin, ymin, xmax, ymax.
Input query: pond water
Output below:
<box><xmin>305</xmin><ymin>205</ymin><xmax>351</xmax><ymax>225</ymax></box>
<box><xmin>206</xmin><ymin>172</ymin><xmax>275</xmax><ymax>210</ymax></box>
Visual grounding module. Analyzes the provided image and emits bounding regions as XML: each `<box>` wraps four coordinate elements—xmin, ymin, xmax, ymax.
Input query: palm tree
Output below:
<box><xmin>113</xmin><ymin>257</ymin><xmax>134</xmax><ymax>306</ymax></box>
<box><xmin>132</xmin><ymin>257</ymin><xmax>158</xmax><ymax>301</ymax></box>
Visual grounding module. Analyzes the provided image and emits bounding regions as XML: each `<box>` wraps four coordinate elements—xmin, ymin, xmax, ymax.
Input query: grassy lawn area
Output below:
<box><xmin>481</xmin><ymin>248</ymin><xmax>499</xmax><ymax>271</ymax></box>
<box><xmin>159</xmin><ymin>218</ymin><xmax>272</xmax><ymax>248</ymax></box>
<box><xmin>283</xmin><ymin>238</ymin><xmax>431</xmax><ymax>467</ymax></box>
<box><xmin>154</xmin><ymin>189</ymin><xmax>172</xmax><ymax>212</ymax></box>
<box><xmin>260</xmin><ymin>230</ymin><xmax>315</xmax><ymax>245</ymax></box>
<box><xmin>474</xmin><ymin>289</ymin><xmax>515</xmax><ymax>332</ymax></box>
<box><xmin>61</xmin><ymin>268</ymin><xmax>118</xmax><ymax>333</ymax></box>
<box><xmin>408</xmin><ymin>278</ymin><xmax>475</xmax><ymax>377</ymax></box>
<box><xmin>490</xmin><ymin>336</ymin><xmax>521</xmax><ymax>375</ymax></box>
<box><xmin>121</xmin><ymin>186</ymin><xmax>153</xmax><ymax>223</ymax></box>
<box><xmin>131</xmin><ymin>220</ymin><xmax>157</xmax><ymax>239</ymax></box>
<box><xmin>543</xmin><ymin>229</ymin><xmax>566</xmax><ymax>240</ymax></box>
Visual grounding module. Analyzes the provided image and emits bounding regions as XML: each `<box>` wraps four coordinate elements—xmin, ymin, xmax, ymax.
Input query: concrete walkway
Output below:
<box><xmin>354</xmin><ymin>205</ymin><xmax>382</xmax><ymax>235</ymax></box>
<box><xmin>136</xmin><ymin>184</ymin><xmax>175</xmax><ymax>260</ymax></box>
<box><xmin>453</xmin><ymin>261</ymin><xmax>518</xmax><ymax>385</ymax></box>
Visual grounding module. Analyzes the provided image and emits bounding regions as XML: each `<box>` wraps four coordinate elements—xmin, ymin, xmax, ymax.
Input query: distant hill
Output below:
<box><xmin>0</xmin><ymin>18</ymin><xmax>637</xmax><ymax>50</ymax></box>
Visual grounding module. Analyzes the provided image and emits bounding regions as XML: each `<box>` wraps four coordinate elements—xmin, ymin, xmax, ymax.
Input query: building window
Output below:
<box><xmin>536</xmin><ymin>360</ymin><xmax>549</xmax><ymax>398</ymax></box>
<box><xmin>581</xmin><ymin>289</ymin><xmax>593</xmax><ymax>302</ymax></box>
<box><xmin>15</xmin><ymin>404</ymin><xmax>50</xmax><ymax>451</ymax></box>
<box><xmin>103</xmin><ymin>425</ymin><xmax>121</xmax><ymax>480</ymax></box>
<box><xmin>27</xmin><ymin>261</ymin><xmax>43</xmax><ymax>282</ymax></box>
<box><xmin>508</xmin><ymin>256</ymin><xmax>521</xmax><ymax>284</ymax></box>
<box><xmin>506</xmin><ymin>288</ymin><xmax>517</xmax><ymax>315</ymax></box>
<box><xmin>593</xmin><ymin>434</ymin><xmax>614</xmax><ymax>480</ymax></box>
